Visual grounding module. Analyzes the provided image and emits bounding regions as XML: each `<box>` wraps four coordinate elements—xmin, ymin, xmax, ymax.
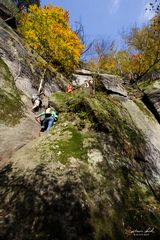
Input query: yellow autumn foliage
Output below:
<box><xmin>18</xmin><ymin>5</ymin><xmax>84</xmax><ymax>74</ymax></box>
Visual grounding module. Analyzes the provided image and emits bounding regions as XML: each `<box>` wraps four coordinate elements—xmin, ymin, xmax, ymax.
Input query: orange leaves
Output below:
<box><xmin>18</xmin><ymin>5</ymin><xmax>84</xmax><ymax>74</ymax></box>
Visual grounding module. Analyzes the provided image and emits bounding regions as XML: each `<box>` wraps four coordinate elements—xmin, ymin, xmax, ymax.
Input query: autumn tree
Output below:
<box><xmin>114</xmin><ymin>50</ymin><xmax>131</xmax><ymax>77</ymax></box>
<box><xmin>86</xmin><ymin>2</ymin><xmax>160</xmax><ymax>83</ymax></box>
<box><xmin>18</xmin><ymin>5</ymin><xmax>84</xmax><ymax>74</ymax></box>
<box><xmin>125</xmin><ymin>14</ymin><xmax>160</xmax><ymax>82</ymax></box>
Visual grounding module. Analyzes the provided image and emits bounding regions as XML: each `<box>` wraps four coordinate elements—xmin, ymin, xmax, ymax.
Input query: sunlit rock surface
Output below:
<box><xmin>0</xmin><ymin>18</ymin><xmax>66</xmax><ymax>98</ymax></box>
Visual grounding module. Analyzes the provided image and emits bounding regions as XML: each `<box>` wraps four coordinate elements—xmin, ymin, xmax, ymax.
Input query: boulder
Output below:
<box><xmin>99</xmin><ymin>73</ymin><xmax>128</xmax><ymax>97</ymax></box>
<box><xmin>75</xmin><ymin>69</ymin><xmax>93</xmax><ymax>75</ymax></box>
<box><xmin>72</xmin><ymin>70</ymin><xmax>128</xmax><ymax>98</ymax></box>
<box><xmin>72</xmin><ymin>73</ymin><xmax>93</xmax><ymax>86</ymax></box>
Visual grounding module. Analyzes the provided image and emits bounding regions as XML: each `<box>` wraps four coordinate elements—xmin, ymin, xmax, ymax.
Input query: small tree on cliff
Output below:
<box><xmin>18</xmin><ymin>5</ymin><xmax>84</xmax><ymax>74</ymax></box>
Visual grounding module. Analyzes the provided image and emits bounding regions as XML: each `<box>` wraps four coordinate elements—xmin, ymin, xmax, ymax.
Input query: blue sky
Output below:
<box><xmin>41</xmin><ymin>0</ymin><xmax>154</xmax><ymax>47</ymax></box>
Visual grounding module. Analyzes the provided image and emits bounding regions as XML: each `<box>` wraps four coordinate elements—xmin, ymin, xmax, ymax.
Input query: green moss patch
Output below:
<box><xmin>56</xmin><ymin>126</ymin><xmax>87</xmax><ymax>164</ymax></box>
<box><xmin>37</xmin><ymin>123</ymin><xmax>89</xmax><ymax>165</ymax></box>
<box><xmin>0</xmin><ymin>57</ymin><xmax>13</xmax><ymax>85</ymax></box>
<box><xmin>51</xmin><ymin>90</ymin><xmax>145</xmax><ymax>158</ymax></box>
<box><xmin>0</xmin><ymin>57</ymin><xmax>24</xmax><ymax>125</ymax></box>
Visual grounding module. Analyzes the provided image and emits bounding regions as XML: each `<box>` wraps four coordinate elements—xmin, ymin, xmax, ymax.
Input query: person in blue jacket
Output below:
<box><xmin>35</xmin><ymin>107</ymin><xmax>58</xmax><ymax>132</ymax></box>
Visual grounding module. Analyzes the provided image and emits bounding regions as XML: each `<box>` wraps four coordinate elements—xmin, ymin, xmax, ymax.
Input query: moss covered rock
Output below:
<box><xmin>0</xmin><ymin>57</ymin><xmax>24</xmax><ymax>125</ymax></box>
<box><xmin>1</xmin><ymin>90</ymin><xmax>160</xmax><ymax>240</ymax></box>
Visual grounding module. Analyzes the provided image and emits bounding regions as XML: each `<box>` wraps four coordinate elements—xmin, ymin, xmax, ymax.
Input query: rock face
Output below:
<box><xmin>0</xmin><ymin>18</ymin><xmax>160</xmax><ymax>240</ymax></box>
<box><xmin>0</xmin><ymin>18</ymin><xmax>66</xmax><ymax>98</ymax></box>
<box><xmin>72</xmin><ymin>69</ymin><xmax>128</xmax><ymax>97</ymax></box>
<box><xmin>143</xmin><ymin>80</ymin><xmax>160</xmax><ymax>122</ymax></box>
<box><xmin>72</xmin><ymin>69</ymin><xmax>93</xmax><ymax>86</ymax></box>
<box><xmin>0</xmin><ymin>19</ymin><xmax>66</xmax><ymax>167</ymax></box>
<box><xmin>1</xmin><ymin>91</ymin><xmax>160</xmax><ymax>240</ymax></box>
<box><xmin>122</xmin><ymin>99</ymin><xmax>160</xmax><ymax>185</ymax></box>
<box><xmin>0</xmin><ymin>54</ymin><xmax>36</xmax><ymax>168</ymax></box>
<box><xmin>98</xmin><ymin>73</ymin><xmax>128</xmax><ymax>97</ymax></box>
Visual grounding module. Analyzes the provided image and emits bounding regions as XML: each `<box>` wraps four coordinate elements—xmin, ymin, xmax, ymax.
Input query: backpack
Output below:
<box><xmin>54</xmin><ymin>111</ymin><xmax>59</xmax><ymax>121</ymax></box>
<box><xmin>54</xmin><ymin>116</ymin><xmax>58</xmax><ymax>122</ymax></box>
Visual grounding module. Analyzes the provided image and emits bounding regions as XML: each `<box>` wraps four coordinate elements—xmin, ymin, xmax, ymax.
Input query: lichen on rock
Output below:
<box><xmin>0</xmin><ymin>57</ymin><xmax>24</xmax><ymax>125</ymax></box>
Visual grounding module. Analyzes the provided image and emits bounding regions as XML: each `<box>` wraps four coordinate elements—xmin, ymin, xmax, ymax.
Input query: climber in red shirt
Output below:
<box><xmin>67</xmin><ymin>84</ymin><xmax>73</xmax><ymax>93</ymax></box>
